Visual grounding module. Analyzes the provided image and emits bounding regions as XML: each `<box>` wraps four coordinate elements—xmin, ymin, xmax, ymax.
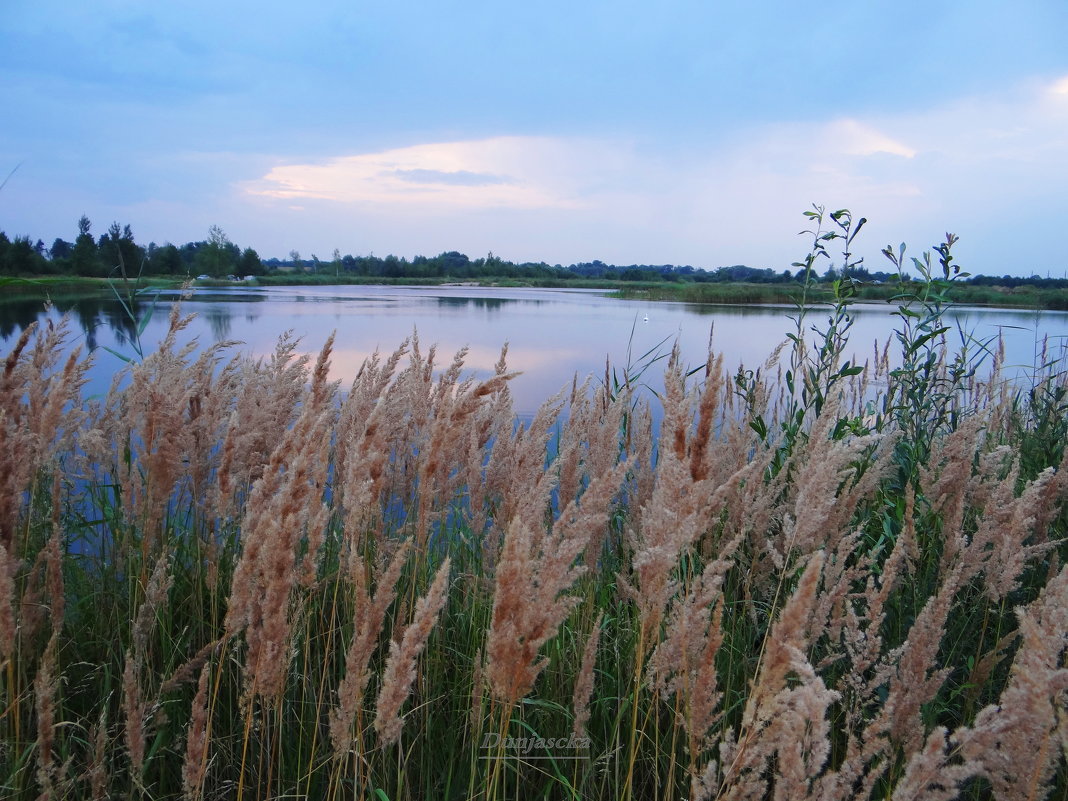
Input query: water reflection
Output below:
<box><xmin>174</xmin><ymin>291</ymin><xmax>267</xmax><ymax>304</ymax></box>
<box><xmin>680</xmin><ymin>301</ymin><xmax>797</xmax><ymax>319</ymax></box>
<box><xmin>0</xmin><ymin>298</ymin><xmax>42</xmax><ymax>340</ymax></box>
<box><xmin>203</xmin><ymin>305</ymin><xmax>234</xmax><ymax>341</ymax></box>
<box><xmin>0</xmin><ymin>293</ymin><xmax>145</xmax><ymax>352</ymax></box>
<box><xmin>435</xmin><ymin>296</ymin><xmax>522</xmax><ymax>312</ymax></box>
<box><xmin>2</xmin><ymin>285</ymin><xmax>1067</xmax><ymax>417</ymax></box>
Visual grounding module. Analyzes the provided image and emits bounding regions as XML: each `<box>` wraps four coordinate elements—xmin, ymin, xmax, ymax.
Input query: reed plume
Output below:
<box><xmin>487</xmin><ymin>457</ymin><xmax>629</xmax><ymax>705</ymax></box>
<box><xmin>0</xmin><ymin>541</ymin><xmax>14</xmax><ymax>662</ymax></box>
<box><xmin>329</xmin><ymin>540</ymin><xmax>411</xmax><ymax>758</ymax></box>
<box><xmin>374</xmin><ymin>557</ymin><xmax>451</xmax><ymax>746</ymax></box>
<box><xmin>572</xmin><ymin>612</ymin><xmax>603</xmax><ymax>741</ymax></box>
<box><xmin>223</xmin><ymin>335</ymin><xmax>335</xmax><ymax>699</ymax></box>
<box><xmin>181</xmin><ymin>662</ymin><xmax>211</xmax><ymax>801</ymax></box>
<box><xmin>955</xmin><ymin>563</ymin><xmax>1068</xmax><ymax>799</ymax></box>
<box><xmin>35</xmin><ymin>633</ymin><xmax>60</xmax><ymax>799</ymax></box>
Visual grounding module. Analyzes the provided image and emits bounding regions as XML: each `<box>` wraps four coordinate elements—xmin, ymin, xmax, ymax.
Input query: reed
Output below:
<box><xmin>1</xmin><ymin>215</ymin><xmax>1066</xmax><ymax>800</ymax></box>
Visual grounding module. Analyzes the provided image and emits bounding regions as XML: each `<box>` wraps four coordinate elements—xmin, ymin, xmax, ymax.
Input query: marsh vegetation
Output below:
<box><xmin>2</xmin><ymin>212</ymin><xmax>1066</xmax><ymax>800</ymax></box>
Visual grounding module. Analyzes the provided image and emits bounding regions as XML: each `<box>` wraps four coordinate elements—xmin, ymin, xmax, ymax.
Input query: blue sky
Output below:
<box><xmin>2</xmin><ymin>1</ymin><xmax>1067</xmax><ymax>276</ymax></box>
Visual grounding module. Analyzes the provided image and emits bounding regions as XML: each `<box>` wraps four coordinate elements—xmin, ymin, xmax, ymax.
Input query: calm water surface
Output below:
<box><xmin>3</xmin><ymin>285</ymin><xmax>1067</xmax><ymax>416</ymax></box>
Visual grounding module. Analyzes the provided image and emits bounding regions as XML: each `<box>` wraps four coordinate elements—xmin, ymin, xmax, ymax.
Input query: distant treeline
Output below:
<box><xmin>0</xmin><ymin>218</ymin><xmax>265</xmax><ymax>279</ymax></box>
<box><xmin>3</xmin><ymin>215</ymin><xmax>1068</xmax><ymax>289</ymax></box>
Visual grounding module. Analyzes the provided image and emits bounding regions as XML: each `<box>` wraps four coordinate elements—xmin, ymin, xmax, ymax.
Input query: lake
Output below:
<box><xmin>3</xmin><ymin>284</ymin><xmax>1067</xmax><ymax>415</ymax></box>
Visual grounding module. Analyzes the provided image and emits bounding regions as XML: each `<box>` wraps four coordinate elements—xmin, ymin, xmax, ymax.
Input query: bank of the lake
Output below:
<box><xmin>613</xmin><ymin>280</ymin><xmax>1068</xmax><ymax>310</ymax></box>
<box><xmin>7</xmin><ymin>272</ymin><xmax>1068</xmax><ymax>311</ymax></box>
<box><xmin>0</xmin><ymin>274</ymin><xmax>186</xmax><ymax>297</ymax></box>
<box><xmin>248</xmin><ymin>271</ymin><xmax>642</xmax><ymax>291</ymax></box>
<box><xmin>222</xmin><ymin>273</ymin><xmax>1068</xmax><ymax>309</ymax></box>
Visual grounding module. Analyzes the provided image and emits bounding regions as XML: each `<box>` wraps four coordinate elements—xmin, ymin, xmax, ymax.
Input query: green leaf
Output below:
<box><xmin>136</xmin><ymin>306</ymin><xmax>156</xmax><ymax>338</ymax></box>
<box><xmin>519</xmin><ymin>697</ymin><xmax>570</xmax><ymax>714</ymax></box>
<box><xmin>907</xmin><ymin>327</ymin><xmax>951</xmax><ymax>354</ymax></box>
<box><xmin>749</xmin><ymin>416</ymin><xmax>768</xmax><ymax>439</ymax></box>
<box><xmin>100</xmin><ymin>345</ymin><xmax>133</xmax><ymax>364</ymax></box>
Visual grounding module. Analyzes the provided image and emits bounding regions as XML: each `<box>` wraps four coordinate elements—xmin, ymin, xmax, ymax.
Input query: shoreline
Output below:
<box><xmin>3</xmin><ymin>273</ymin><xmax>1068</xmax><ymax>312</ymax></box>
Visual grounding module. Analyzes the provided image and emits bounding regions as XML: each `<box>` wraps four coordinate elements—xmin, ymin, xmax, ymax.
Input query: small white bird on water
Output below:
<box><xmin>643</xmin><ymin>314</ymin><xmax>649</xmax><ymax>323</ymax></box>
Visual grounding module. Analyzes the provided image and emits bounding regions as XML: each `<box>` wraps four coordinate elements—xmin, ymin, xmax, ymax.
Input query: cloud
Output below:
<box><xmin>390</xmin><ymin>168</ymin><xmax>512</xmax><ymax>187</ymax></box>
<box><xmin>828</xmin><ymin>119</ymin><xmax>916</xmax><ymax>158</ymax></box>
<box><xmin>242</xmin><ymin>136</ymin><xmax>624</xmax><ymax>210</ymax></box>
<box><xmin>232</xmin><ymin>75</ymin><xmax>1068</xmax><ymax>274</ymax></box>
<box><xmin>677</xmin><ymin>76</ymin><xmax>1068</xmax><ymax>260</ymax></box>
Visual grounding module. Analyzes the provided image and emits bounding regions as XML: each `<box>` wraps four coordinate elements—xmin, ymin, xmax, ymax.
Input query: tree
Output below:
<box><xmin>179</xmin><ymin>242</ymin><xmax>202</xmax><ymax>273</ymax></box>
<box><xmin>101</xmin><ymin>222</ymin><xmax>145</xmax><ymax>277</ymax></box>
<box><xmin>435</xmin><ymin>251</ymin><xmax>469</xmax><ymax>276</ymax></box>
<box><xmin>49</xmin><ymin>238</ymin><xmax>73</xmax><ymax>261</ymax></box>
<box><xmin>71</xmin><ymin>215</ymin><xmax>102</xmax><ymax>276</ymax></box>
<box><xmin>0</xmin><ymin>231</ymin><xmax>10</xmax><ymax>273</ymax></box>
<box><xmin>239</xmin><ymin>247</ymin><xmax>264</xmax><ymax>276</ymax></box>
<box><xmin>148</xmin><ymin>244</ymin><xmax>183</xmax><ymax>275</ymax></box>
<box><xmin>6</xmin><ymin>236</ymin><xmax>43</xmax><ymax>274</ymax></box>
<box><xmin>289</xmin><ymin>250</ymin><xmax>301</xmax><ymax>271</ymax></box>
<box><xmin>196</xmin><ymin>225</ymin><xmax>237</xmax><ymax>277</ymax></box>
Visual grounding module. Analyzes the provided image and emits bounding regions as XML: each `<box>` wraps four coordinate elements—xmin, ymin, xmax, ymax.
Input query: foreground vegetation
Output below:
<box><xmin>2</xmin><ymin>211</ymin><xmax>1066</xmax><ymax>800</ymax></box>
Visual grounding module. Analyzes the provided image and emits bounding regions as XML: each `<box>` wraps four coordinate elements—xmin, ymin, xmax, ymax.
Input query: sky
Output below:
<box><xmin>2</xmin><ymin>1</ymin><xmax>1067</xmax><ymax>277</ymax></box>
